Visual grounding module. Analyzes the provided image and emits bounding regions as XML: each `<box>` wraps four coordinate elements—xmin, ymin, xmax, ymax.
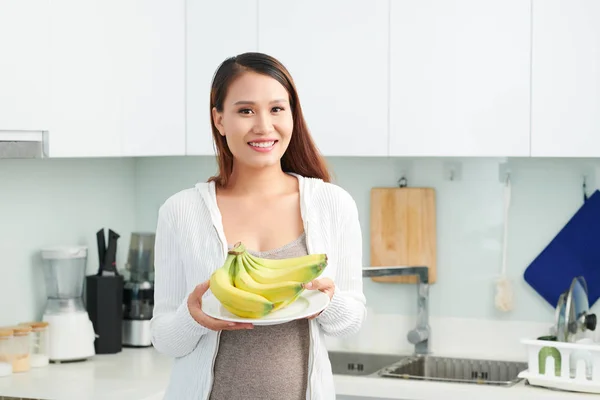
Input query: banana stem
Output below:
<box><xmin>228</xmin><ymin>242</ymin><xmax>245</xmax><ymax>255</ymax></box>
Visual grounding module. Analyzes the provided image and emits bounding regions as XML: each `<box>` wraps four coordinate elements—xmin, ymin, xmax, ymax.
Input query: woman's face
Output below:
<box><xmin>212</xmin><ymin>71</ymin><xmax>293</xmax><ymax>170</ymax></box>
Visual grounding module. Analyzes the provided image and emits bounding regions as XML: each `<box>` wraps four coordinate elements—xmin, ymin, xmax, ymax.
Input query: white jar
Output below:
<box><xmin>20</xmin><ymin>321</ymin><xmax>49</xmax><ymax>368</ymax></box>
<box><xmin>0</xmin><ymin>328</ymin><xmax>14</xmax><ymax>377</ymax></box>
<box><xmin>10</xmin><ymin>325</ymin><xmax>31</xmax><ymax>373</ymax></box>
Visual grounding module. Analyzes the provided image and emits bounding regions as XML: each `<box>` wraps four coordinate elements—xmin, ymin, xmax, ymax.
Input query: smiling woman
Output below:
<box><xmin>208</xmin><ymin>52</ymin><xmax>330</xmax><ymax>188</ymax></box>
<box><xmin>150</xmin><ymin>52</ymin><xmax>367</xmax><ymax>400</ymax></box>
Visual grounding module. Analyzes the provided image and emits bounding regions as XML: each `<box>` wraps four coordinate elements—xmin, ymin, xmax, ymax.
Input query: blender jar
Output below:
<box><xmin>41</xmin><ymin>246</ymin><xmax>88</xmax><ymax>314</ymax></box>
<box><xmin>126</xmin><ymin>232</ymin><xmax>155</xmax><ymax>283</ymax></box>
<box><xmin>0</xmin><ymin>328</ymin><xmax>14</xmax><ymax>377</ymax></box>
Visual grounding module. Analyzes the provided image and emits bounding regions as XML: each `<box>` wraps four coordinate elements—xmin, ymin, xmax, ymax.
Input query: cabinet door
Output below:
<box><xmin>49</xmin><ymin>0</ymin><xmax>185</xmax><ymax>157</ymax></box>
<box><xmin>0</xmin><ymin>0</ymin><xmax>50</xmax><ymax>131</ymax></box>
<box><xmin>258</xmin><ymin>0</ymin><xmax>389</xmax><ymax>156</ymax></box>
<box><xmin>119</xmin><ymin>0</ymin><xmax>185</xmax><ymax>157</ymax></box>
<box><xmin>531</xmin><ymin>0</ymin><xmax>600</xmax><ymax>157</ymax></box>
<box><xmin>186</xmin><ymin>0</ymin><xmax>258</xmax><ymax>156</ymax></box>
<box><xmin>389</xmin><ymin>0</ymin><xmax>531</xmax><ymax>157</ymax></box>
<box><xmin>49</xmin><ymin>0</ymin><xmax>120</xmax><ymax>157</ymax></box>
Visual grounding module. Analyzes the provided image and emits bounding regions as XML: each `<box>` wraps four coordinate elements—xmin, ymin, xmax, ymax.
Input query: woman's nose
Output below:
<box><xmin>252</xmin><ymin>112</ymin><xmax>274</xmax><ymax>134</ymax></box>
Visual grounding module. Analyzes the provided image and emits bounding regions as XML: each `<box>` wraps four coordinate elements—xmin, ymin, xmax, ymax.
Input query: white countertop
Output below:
<box><xmin>333</xmin><ymin>375</ymin><xmax>596</xmax><ymax>400</ymax></box>
<box><xmin>0</xmin><ymin>348</ymin><xmax>171</xmax><ymax>400</ymax></box>
<box><xmin>0</xmin><ymin>347</ymin><xmax>595</xmax><ymax>400</ymax></box>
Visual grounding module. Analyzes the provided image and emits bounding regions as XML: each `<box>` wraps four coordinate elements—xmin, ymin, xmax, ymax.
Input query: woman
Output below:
<box><xmin>150</xmin><ymin>52</ymin><xmax>366</xmax><ymax>400</ymax></box>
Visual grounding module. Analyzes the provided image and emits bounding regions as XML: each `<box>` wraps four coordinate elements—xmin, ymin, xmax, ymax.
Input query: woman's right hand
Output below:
<box><xmin>187</xmin><ymin>280</ymin><xmax>254</xmax><ymax>331</ymax></box>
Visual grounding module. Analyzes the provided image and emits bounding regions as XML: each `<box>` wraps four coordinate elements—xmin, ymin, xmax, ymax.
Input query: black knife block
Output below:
<box><xmin>85</xmin><ymin>275</ymin><xmax>124</xmax><ymax>354</ymax></box>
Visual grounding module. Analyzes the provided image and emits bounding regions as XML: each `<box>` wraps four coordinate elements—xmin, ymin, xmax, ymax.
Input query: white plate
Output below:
<box><xmin>202</xmin><ymin>290</ymin><xmax>330</xmax><ymax>326</ymax></box>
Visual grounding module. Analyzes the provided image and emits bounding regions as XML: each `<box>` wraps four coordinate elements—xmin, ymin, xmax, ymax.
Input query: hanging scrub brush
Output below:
<box><xmin>495</xmin><ymin>173</ymin><xmax>514</xmax><ymax>312</ymax></box>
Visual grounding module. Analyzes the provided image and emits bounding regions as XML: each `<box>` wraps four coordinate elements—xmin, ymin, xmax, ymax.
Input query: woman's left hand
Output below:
<box><xmin>303</xmin><ymin>278</ymin><xmax>335</xmax><ymax>320</ymax></box>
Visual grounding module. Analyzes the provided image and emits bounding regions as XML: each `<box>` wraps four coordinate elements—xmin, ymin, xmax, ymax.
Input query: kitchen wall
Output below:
<box><xmin>1</xmin><ymin>156</ymin><xmax>599</xmax><ymax>328</ymax></box>
<box><xmin>0</xmin><ymin>158</ymin><xmax>136</xmax><ymax>326</ymax></box>
<box><xmin>135</xmin><ymin>156</ymin><xmax>600</xmax><ymax>324</ymax></box>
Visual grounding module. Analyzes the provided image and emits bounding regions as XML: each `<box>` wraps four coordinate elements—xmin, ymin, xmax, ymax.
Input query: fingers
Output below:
<box><xmin>193</xmin><ymin>280</ymin><xmax>210</xmax><ymax>298</ymax></box>
<box><xmin>188</xmin><ymin>280</ymin><xmax>255</xmax><ymax>331</ymax></box>
<box><xmin>204</xmin><ymin>316</ymin><xmax>254</xmax><ymax>331</ymax></box>
<box><xmin>303</xmin><ymin>278</ymin><xmax>335</xmax><ymax>301</ymax></box>
<box><xmin>191</xmin><ymin>308</ymin><xmax>254</xmax><ymax>331</ymax></box>
<box><xmin>303</xmin><ymin>278</ymin><xmax>334</xmax><ymax>291</ymax></box>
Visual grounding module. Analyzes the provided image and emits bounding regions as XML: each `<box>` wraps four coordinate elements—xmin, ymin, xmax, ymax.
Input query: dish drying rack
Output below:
<box><xmin>519</xmin><ymin>338</ymin><xmax>600</xmax><ymax>393</ymax></box>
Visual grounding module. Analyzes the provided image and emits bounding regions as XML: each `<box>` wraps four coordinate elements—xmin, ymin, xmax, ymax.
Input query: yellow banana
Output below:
<box><xmin>209</xmin><ymin>242</ymin><xmax>329</xmax><ymax>319</ymax></box>
<box><xmin>242</xmin><ymin>252</ymin><xmax>325</xmax><ymax>285</ymax></box>
<box><xmin>209</xmin><ymin>253</ymin><xmax>274</xmax><ymax>317</ymax></box>
<box><xmin>246</xmin><ymin>251</ymin><xmax>328</xmax><ymax>270</ymax></box>
<box><xmin>234</xmin><ymin>256</ymin><xmax>303</xmax><ymax>303</ymax></box>
<box><xmin>272</xmin><ymin>290</ymin><xmax>304</xmax><ymax>312</ymax></box>
<box><xmin>222</xmin><ymin>304</ymin><xmax>270</xmax><ymax>319</ymax></box>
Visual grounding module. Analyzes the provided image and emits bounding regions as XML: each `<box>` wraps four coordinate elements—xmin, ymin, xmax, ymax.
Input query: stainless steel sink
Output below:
<box><xmin>328</xmin><ymin>351</ymin><xmax>405</xmax><ymax>376</ymax></box>
<box><xmin>328</xmin><ymin>351</ymin><xmax>528</xmax><ymax>387</ymax></box>
<box><xmin>378</xmin><ymin>355</ymin><xmax>528</xmax><ymax>387</ymax></box>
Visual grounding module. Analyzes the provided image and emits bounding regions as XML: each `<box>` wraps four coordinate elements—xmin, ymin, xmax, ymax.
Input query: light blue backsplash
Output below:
<box><xmin>134</xmin><ymin>156</ymin><xmax>600</xmax><ymax>324</ymax></box>
<box><xmin>1</xmin><ymin>156</ymin><xmax>599</xmax><ymax>327</ymax></box>
<box><xmin>0</xmin><ymin>158</ymin><xmax>136</xmax><ymax>326</ymax></box>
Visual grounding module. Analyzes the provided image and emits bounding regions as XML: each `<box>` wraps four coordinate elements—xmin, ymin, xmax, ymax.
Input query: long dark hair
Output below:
<box><xmin>207</xmin><ymin>52</ymin><xmax>331</xmax><ymax>187</ymax></box>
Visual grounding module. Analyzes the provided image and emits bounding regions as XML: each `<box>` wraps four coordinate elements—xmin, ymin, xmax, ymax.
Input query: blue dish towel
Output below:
<box><xmin>524</xmin><ymin>190</ymin><xmax>600</xmax><ymax>308</ymax></box>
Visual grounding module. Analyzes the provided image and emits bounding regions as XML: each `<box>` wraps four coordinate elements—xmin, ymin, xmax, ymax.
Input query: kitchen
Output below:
<box><xmin>1</xmin><ymin>0</ymin><xmax>600</xmax><ymax>399</ymax></box>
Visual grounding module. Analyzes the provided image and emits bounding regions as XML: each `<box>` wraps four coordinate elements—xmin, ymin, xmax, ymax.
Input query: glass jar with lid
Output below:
<box><xmin>0</xmin><ymin>328</ymin><xmax>14</xmax><ymax>377</ymax></box>
<box><xmin>19</xmin><ymin>322</ymin><xmax>49</xmax><ymax>368</ymax></box>
<box><xmin>10</xmin><ymin>325</ymin><xmax>31</xmax><ymax>373</ymax></box>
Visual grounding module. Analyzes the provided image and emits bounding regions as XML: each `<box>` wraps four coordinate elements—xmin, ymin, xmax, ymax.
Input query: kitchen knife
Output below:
<box><xmin>102</xmin><ymin>229</ymin><xmax>120</xmax><ymax>276</ymax></box>
<box><xmin>96</xmin><ymin>228</ymin><xmax>106</xmax><ymax>276</ymax></box>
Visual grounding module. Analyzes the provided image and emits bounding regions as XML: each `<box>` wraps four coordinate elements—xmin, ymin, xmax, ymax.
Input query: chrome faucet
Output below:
<box><xmin>362</xmin><ymin>266</ymin><xmax>430</xmax><ymax>355</ymax></box>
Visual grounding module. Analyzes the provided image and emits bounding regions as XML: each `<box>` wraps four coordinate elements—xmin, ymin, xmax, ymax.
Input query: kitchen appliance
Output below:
<box><xmin>122</xmin><ymin>232</ymin><xmax>155</xmax><ymax>347</ymax></box>
<box><xmin>41</xmin><ymin>246</ymin><xmax>96</xmax><ymax>362</ymax></box>
<box><xmin>369</xmin><ymin>180</ymin><xmax>437</xmax><ymax>284</ymax></box>
<box><xmin>85</xmin><ymin>228</ymin><xmax>124</xmax><ymax>354</ymax></box>
<box><xmin>524</xmin><ymin>189</ymin><xmax>600</xmax><ymax>308</ymax></box>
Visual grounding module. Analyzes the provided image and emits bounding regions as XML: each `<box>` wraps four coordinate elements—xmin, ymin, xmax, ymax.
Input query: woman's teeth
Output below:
<box><xmin>249</xmin><ymin>141</ymin><xmax>275</xmax><ymax>148</ymax></box>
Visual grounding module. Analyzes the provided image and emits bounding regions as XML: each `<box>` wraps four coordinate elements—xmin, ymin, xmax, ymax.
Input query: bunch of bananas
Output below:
<box><xmin>209</xmin><ymin>242</ymin><xmax>327</xmax><ymax>319</ymax></box>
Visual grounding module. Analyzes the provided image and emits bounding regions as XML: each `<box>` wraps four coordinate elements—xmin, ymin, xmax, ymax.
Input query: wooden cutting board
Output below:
<box><xmin>370</xmin><ymin>187</ymin><xmax>437</xmax><ymax>284</ymax></box>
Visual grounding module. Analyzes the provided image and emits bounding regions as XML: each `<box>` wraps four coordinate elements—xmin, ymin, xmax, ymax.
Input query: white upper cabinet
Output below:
<box><xmin>258</xmin><ymin>0</ymin><xmax>389</xmax><ymax>156</ymax></box>
<box><xmin>186</xmin><ymin>0</ymin><xmax>258</xmax><ymax>156</ymax></box>
<box><xmin>531</xmin><ymin>0</ymin><xmax>600</xmax><ymax>157</ymax></box>
<box><xmin>49</xmin><ymin>0</ymin><xmax>185</xmax><ymax>158</ymax></box>
<box><xmin>389</xmin><ymin>0</ymin><xmax>531</xmax><ymax>157</ymax></box>
<box><xmin>0</xmin><ymin>0</ymin><xmax>50</xmax><ymax>132</ymax></box>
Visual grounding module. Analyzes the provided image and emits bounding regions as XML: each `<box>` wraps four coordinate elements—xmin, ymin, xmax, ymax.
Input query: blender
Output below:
<box><xmin>41</xmin><ymin>246</ymin><xmax>96</xmax><ymax>362</ymax></box>
<box><xmin>122</xmin><ymin>232</ymin><xmax>155</xmax><ymax>347</ymax></box>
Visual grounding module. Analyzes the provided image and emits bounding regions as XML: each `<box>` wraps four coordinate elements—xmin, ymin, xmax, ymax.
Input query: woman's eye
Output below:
<box><xmin>272</xmin><ymin>106</ymin><xmax>284</xmax><ymax>113</ymax></box>
<box><xmin>238</xmin><ymin>108</ymin><xmax>253</xmax><ymax>115</ymax></box>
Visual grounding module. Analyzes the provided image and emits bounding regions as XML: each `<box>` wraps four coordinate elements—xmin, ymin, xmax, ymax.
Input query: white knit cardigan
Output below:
<box><xmin>150</xmin><ymin>173</ymin><xmax>367</xmax><ymax>400</ymax></box>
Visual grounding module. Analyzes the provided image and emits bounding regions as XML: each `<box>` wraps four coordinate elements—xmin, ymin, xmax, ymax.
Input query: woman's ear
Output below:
<box><xmin>212</xmin><ymin>107</ymin><xmax>225</xmax><ymax>136</ymax></box>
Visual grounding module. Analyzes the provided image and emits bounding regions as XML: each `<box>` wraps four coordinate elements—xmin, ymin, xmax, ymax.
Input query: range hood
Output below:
<box><xmin>0</xmin><ymin>130</ymin><xmax>48</xmax><ymax>159</ymax></box>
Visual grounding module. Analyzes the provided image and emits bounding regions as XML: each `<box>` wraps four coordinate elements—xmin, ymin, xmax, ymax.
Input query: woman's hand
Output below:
<box><xmin>187</xmin><ymin>280</ymin><xmax>254</xmax><ymax>331</ymax></box>
<box><xmin>303</xmin><ymin>278</ymin><xmax>335</xmax><ymax>320</ymax></box>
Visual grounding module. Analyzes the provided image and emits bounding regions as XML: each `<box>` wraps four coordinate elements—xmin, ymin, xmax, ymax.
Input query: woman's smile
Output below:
<box><xmin>248</xmin><ymin>139</ymin><xmax>278</xmax><ymax>152</ymax></box>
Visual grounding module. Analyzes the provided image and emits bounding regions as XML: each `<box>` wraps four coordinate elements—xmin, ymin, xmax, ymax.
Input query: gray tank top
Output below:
<box><xmin>209</xmin><ymin>233</ymin><xmax>310</xmax><ymax>400</ymax></box>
